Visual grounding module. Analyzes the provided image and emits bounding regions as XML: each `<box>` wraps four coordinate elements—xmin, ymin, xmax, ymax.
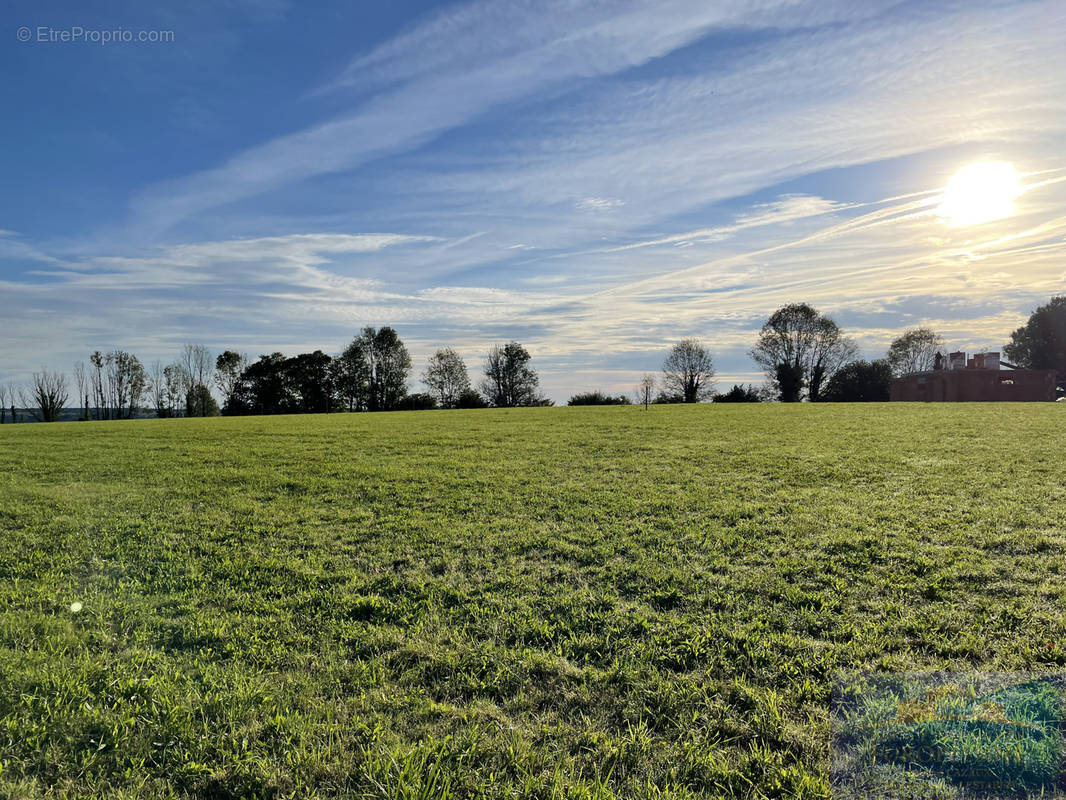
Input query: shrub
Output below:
<box><xmin>567</xmin><ymin>391</ymin><xmax>630</xmax><ymax>406</ymax></box>
<box><xmin>395</xmin><ymin>393</ymin><xmax>438</xmax><ymax>411</ymax></box>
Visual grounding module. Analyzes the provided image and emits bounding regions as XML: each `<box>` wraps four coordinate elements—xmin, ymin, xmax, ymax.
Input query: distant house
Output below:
<box><xmin>890</xmin><ymin>351</ymin><xmax>1056</xmax><ymax>402</ymax></box>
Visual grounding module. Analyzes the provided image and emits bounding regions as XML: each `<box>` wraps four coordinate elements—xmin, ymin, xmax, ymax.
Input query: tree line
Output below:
<box><xmin>575</xmin><ymin>296</ymin><xmax>1066</xmax><ymax>406</ymax></box>
<box><xmin>0</xmin><ymin>328</ymin><xmax>549</xmax><ymax>422</ymax></box>
<box><xmin>4</xmin><ymin>295</ymin><xmax>1064</xmax><ymax>422</ymax></box>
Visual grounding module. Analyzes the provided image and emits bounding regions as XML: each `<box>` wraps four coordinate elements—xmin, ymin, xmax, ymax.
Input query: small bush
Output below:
<box><xmin>395</xmin><ymin>393</ymin><xmax>438</xmax><ymax>411</ymax></box>
<box><xmin>455</xmin><ymin>389</ymin><xmax>488</xmax><ymax>409</ymax></box>
<box><xmin>714</xmin><ymin>384</ymin><xmax>762</xmax><ymax>403</ymax></box>
<box><xmin>567</xmin><ymin>391</ymin><xmax>630</xmax><ymax>406</ymax></box>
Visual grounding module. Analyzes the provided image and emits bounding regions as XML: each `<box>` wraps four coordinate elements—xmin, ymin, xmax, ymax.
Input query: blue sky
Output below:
<box><xmin>2</xmin><ymin>0</ymin><xmax>1065</xmax><ymax>401</ymax></box>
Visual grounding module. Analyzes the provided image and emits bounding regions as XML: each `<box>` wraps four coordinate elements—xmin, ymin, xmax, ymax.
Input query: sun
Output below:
<box><xmin>937</xmin><ymin>162</ymin><xmax>1021</xmax><ymax>226</ymax></box>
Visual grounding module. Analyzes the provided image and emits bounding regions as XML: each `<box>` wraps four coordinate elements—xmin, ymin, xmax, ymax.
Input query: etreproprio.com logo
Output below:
<box><xmin>16</xmin><ymin>26</ymin><xmax>175</xmax><ymax>45</ymax></box>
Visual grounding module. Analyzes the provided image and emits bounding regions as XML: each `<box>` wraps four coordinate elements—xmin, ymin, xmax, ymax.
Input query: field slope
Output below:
<box><xmin>1</xmin><ymin>404</ymin><xmax>1064</xmax><ymax>799</ymax></box>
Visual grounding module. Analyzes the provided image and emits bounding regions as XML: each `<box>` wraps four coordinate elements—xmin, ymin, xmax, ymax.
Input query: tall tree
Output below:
<box><xmin>89</xmin><ymin>351</ymin><xmax>107</xmax><ymax>419</ymax></box>
<box><xmin>180</xmin><ymin>344</ymin><xmax>214</xmax><ymax>417</ymax></box>
<box><xmin>750</xmin><ymin>303</ymin><xmax>857</xmax><ymax>402</ymax></box>
<box><xmin>336</xmin><ymin>338</ymin><xmax>371</xmax><ymax>412</ymax></box>
<box><xmin>480</xmin><ymin>342</ymin><xmax>542</xmax><ymax>407</ymax></box>
<box><xmin>228</xmin><ymin>353</ymin><xmax>297</xmax><ymax>416</ymax></box>
<box><xmin>105</xmin><ymin>351</ymin><xmax>147</xmax><ymax>419</ymax></box>
<box><xmin>215</xmin><ymin>351</ymin><xmax>249</xmax><ymax>413</ymax></box>
<box><xmin>342</xmin><ymin>327</ymin><xmax>411</xmax><ymax>411</ymax></box>
<box><xmin>886</xmin><ymin>327</ymin><xmax>945</xmax><ymax>376</ymax></box>
<box><xmin>662</xmin><ymin>339</ymin><xmax>715</xmax><ymax>403</ymax></box>
<box><xmin>162</xmin><ymin>364</ymin><xmax>187</xmax><ymax>417</ymax></box>
<box><xmin>1004</xmin><ymin>296</ymin><xmax>1066</xmax><ymax>376</ymax></box>
<box><xmin>286</xmin><ymin>351</ymin><xmax>336</xmax><ymax>413</ymax></box>
<box><xmin>422</xmin><ymin>347</ymin><xmax>470</xmax><ymax>408</ymax></box>
<box><xmin>72</xmin><ymin>361</ymin><xmax>89</xmax><ymax>420</ymax></box>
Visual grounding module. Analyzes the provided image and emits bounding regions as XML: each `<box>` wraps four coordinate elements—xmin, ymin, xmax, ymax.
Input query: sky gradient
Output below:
<box><xmin>3</xmin><ymin>0</ymin><xmax>1065</xmax><ymax>401</ymax></box>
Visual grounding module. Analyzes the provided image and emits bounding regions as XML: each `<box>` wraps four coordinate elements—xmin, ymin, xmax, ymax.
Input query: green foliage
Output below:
<box><xmin>184</xmin><ymin>384</ymin><xmax>220</xmax><ymax>417</ymax></box>
<box><xmin>395</xmin><ymin>392</ymin><xmax>439</xmax><ymax>411</ymax></box>
<box><xmin>455</xmin><ymin>388</ymin><xmax>489</xmax><ymax>409</ymax></box>
<box><xmin>568</xmin><ymin>392</ymin><xmax>630</xmax><ymax>406</ymax></box>
<box><xmin>819</xmin><ymin>360</ymin><xmax>891</xmax><ymax>402</ymax></box>
<box><xmin>1004</xmin><ymin>295</ymin><xmax>1066</xmax><ymax>376</ymax></box>
<box><xmin>713</xmin><ymin>384</ymin><xmax>762</xmax><ymax>403</ymax></box>
<box><xmin>2</xmin><ymin>404</ymin><xmax>1066</xmax><ymax>798</ymax></box>
<box><xmin>481</xmin><ymin>342</ymin><xmax>544</xmax><ymax>407</ymax></box>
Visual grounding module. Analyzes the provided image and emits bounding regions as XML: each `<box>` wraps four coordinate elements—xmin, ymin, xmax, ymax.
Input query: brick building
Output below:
<box><xmin>889</xmin><ymin>351</ymin><xmax>1057</xmax><ymax>402</ymax></box>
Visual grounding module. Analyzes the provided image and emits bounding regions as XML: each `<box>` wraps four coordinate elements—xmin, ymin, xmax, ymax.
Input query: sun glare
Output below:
<box><xmin>938</xmin><ymin>162</ymin><xmax>1021</xmax><ymax>226</ymax></box>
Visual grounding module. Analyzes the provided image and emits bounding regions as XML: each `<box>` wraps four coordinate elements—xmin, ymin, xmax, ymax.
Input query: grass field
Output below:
<box><xmin>1</xmin><ymin>404</ymin><xmax>1065</xmax><ymax>799</ymax></box>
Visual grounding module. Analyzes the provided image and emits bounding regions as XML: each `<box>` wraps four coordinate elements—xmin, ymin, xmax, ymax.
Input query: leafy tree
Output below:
<box><xmin>568</xmin><ymin>391</ymin><xmax>630</xmax><ymax>406</ymax></box>
<box><xmin>750</xmin><ymin>303</ymin><xmax>856</xmax><ymax>402</ymax></box>
<box><xmin>161</xmin><ymin>364</ymin><xmax>186</xmax><ymax>417</ymax></box>
<box><xmin>480</xmin><ymin>342</ymin><xmax>543</xmax><ymax>407</ymax></box>
<box><xmin>422</xmin><ymin>348</ymin><xmax>470</xmax><ymax>408</ymax></box>
<box><xmin>886</xmin><ymin>327</ymin><xmax>944</xmax><ymax>376</ymax></box>
<box><xmin>336</xmin><ymin>339</ymin><xmax>371</xmax><ymax>412</ymax></box>
<box><xmin>105</xmin><ymin>351</ymin><xmax>148</xmax><ymax>419</ymax></box>
<box><xmin>286</xmin><ymin>350</ymin><xmax>336</xmax><ymax>413</ymax></box>
<box><xmin>662</xmin><ymin>339</ymin><xmax>715</xmax><ymax>403</ymax></box>
<box><xmin>714</xmin><ymin>384</ymin><xmax>762</xmax><ymax>403</ymax></box>
<box><xmin>229</xmin><ymin>353</ymin><xmax>297</xmax><ymax>415</ymax></box>
<box><xmin>185</xmin><ymin>384</ymin><xmax>220</xmax><ymax>417</ymax></box>
<box><xmin>1004</xmin><ymin>296</ymin><xmax>1066</xmax><ymax>377</ymax></box>
<box><xmin>455</xmin><ymin>388</ymin><xmax>488</xmax><ymax>409</ymax></box>
<box><xmin>342</xmin><ymin>327</ymin><xmax>411</xmax><ymax>411</ymax></box>
<box><xmin>215</xmin><ymin>351</ymin><xmax>249</xmax><ymax>413</ymax></box>
<box><xmin>820</xmin><ymin>359</ymin><xmax>892</xmax><ymax>402</ymax></box>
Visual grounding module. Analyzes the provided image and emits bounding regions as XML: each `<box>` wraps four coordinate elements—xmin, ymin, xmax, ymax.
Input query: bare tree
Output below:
<box><xmin>422</xmin><ymin>347</ymin><xmax>470</xmax><ymax>408</ymax></box>
<box><xmin>89</xmin><ymin>350</ymin><xmax>107</xmax><ymax>419</ymax></box>
<box><xmin>635</xmin><ymin>374</ymin><xmax>656</xmax><ymax>410</ymax></box>
<box><xmin>22</xmin><ymin>369</ymin><xmax>69</xmax><ymax>423</ymax></box>
<box><xmin>662</xmin><ymin>339</ymin><xmax>715</xmax><ymax>403</ymax></box>
<box><xmin>886</xmin><ymin>327</ymin><xmax>945</xmax><ymax>376</ymax></box>
<box><xmin>72</xmin><ymin>361</ymin><xmax>89</xmax><ymax>420</ymax></box>
<box><xmin>0</xmin><ymin>384</ymin><xmax>7</xmax><ymax>423</ymax></box>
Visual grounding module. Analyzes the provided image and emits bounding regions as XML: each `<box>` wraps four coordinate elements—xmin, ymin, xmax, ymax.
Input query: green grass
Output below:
<box><xmin>1</xmin><ymin>403</ymin><xmax>1065</xmax><ymax>799</ymax></box>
